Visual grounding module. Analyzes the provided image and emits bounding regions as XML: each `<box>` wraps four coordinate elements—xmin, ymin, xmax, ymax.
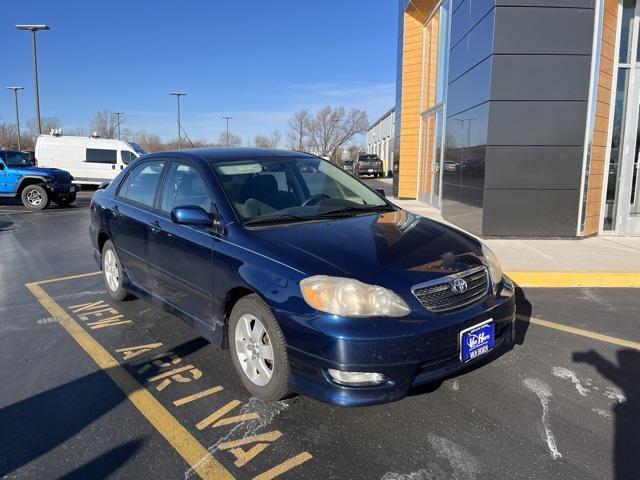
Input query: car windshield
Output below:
<box><xmin>212</xmin><ymin>156</ymin><xmax>394</xmax><ymax>225</ymax></box>
<box><xmin>127</xmin><ymin>142</ymin><xmax>148</xmax><ymax>156</ymax></box>
<box><xmin>2</xmin><ymin>151</ymin><xmax>31</xmax><ymax>167</ymax></box>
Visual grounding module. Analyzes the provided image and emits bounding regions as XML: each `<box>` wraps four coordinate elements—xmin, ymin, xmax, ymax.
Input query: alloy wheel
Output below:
<box><xmin>104</xmin><ymin>249</ymin><xmax>120</xmax><ymax>292</ymax></box>
<box><xmin>234</xmin><ymin>314</ymin><xmax>274</xmax><ymax>386</ymax></box>
<box><xmin>26</xmin><ymin>190</ymin><xmax>43</xmax><ymax>206</ymax></box>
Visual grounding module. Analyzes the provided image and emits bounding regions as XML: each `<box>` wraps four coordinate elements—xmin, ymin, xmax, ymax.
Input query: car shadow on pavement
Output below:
<box><xmin>0</xmin><ymin>220</ymin><xmax>14</xmax><ymax>230</ymax></box>
<box><xmin>0</xmin><ymin>337</ymin><xmax>206</xmax><ymax>477</ymax></box>
<box><xmin>573</xmin><ymin>348</ymin><xmax>640</xmax><ymax>480</ymax></box>
<box><xmin>514</xmin><ymin>285</ymin><xmax>532</xmax><ymax>345</ymax></box>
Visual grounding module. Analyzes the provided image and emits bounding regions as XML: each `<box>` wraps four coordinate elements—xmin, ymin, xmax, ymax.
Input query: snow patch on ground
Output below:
<box><xmin>452</xmin><ymin>380</ymin><xmax>460</xmax><ymax>391</ymax></box>
<box><xmin>524</xmin><ymin>378</ymin><xmax>562</xmax><ymax>459</ymax></box>
<box><xmin>552</xmin><ymin>366</ymin><xmax>589</xmax><ymax>396</ymax></box>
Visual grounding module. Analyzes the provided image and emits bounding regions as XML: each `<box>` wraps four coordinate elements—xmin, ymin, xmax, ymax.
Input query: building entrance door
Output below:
<box><xmin>418</xmin><ymin>104</ymin><xmax>445</xmax><ymax>208</ymax></box>
<box><xmin>604</xmin><ymin>0</ymin><xmax>640</xmax><ymax>235</ymax></box>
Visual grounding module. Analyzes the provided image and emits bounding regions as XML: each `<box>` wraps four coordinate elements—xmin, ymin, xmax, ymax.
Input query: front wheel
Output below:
<box><xmin>21</xmin><ymin>185</ymin><xmax>50</xmax><ymax>211</ymax></box>
<box><xmin>229</xmin><ymin>294</ymin><xmax>290</xmax><ymax>401</ymax></box>
<box><xmin>53</xmin><ymin>192</ymin><xmax>76</xmax><ymax>207</ymax></box>
<box><xmin>102</xmin><ymin>240</ymin><xmax>131</xmax><ymax>301</ymax></box>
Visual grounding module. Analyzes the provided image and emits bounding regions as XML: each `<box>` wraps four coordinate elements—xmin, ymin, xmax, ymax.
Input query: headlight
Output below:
<box><xmin>481</xmin><ymin>244</ymin><xmax>503</xmax><ymax>285</ymax></box>
<box><xmin>300</xmin><ymin>275</ymin><xmax>410</xmax><ymax>317</ymax></box>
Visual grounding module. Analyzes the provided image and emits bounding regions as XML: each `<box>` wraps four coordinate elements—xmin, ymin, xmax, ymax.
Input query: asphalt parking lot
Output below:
<box><xmin>1</xmin><ymin>188</ymin><xmax>638</xmax><ymax>480</ymax></box>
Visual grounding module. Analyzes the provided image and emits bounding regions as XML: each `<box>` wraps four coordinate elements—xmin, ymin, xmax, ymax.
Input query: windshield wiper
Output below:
<box><xmin>244</xmin><ymin>213</ymin><xmax>309</xmax><ymax>226</ymax></box>
<box><xmin>311</xmin><ymin>204</ymin><xmax>397</xmax><ymax>218</ymax></box>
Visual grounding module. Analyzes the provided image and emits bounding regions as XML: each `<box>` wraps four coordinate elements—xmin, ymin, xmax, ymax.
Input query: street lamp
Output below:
<box><xmin>16</xmin><ymin>24</ymin><xmax>49</xmax><ymax>135</ymax></box>
<box><xmin>222</xmin><ymin>116</ymin><xmax>232</xmax><ymax>147</ymax></box>
<box><xmin>6</xmin><ymin>86</ymin><xmax>24</xmax><ymax>150</ymax></box>
<box><xmin>170</xmin><ymin>92</ymin><xmax>186</xmax><ymax>148</ymax></box>
<box><xmin>114</xmin><ymin>112</ymin><xmax>124</xmax><ymax>140</ymax></box>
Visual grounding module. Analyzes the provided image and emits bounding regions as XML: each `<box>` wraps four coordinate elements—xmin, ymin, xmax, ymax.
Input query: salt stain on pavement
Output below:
<box><xmin>552</xmin><ymin>366</ymin><xmax>589</xmax><ymax>396</ymax></box>
<box><xmin>184</xmin><ymin>398</ymin><xmax>289</xmax><ymax>479</ymax></box>
<box><xmin>604</xmin><ymin>386</ymin><xmax>627</xmax><ymax>404</ymax></box>
<box><xmin>591</xmin><ymin>408</ymin><xmax>612</xmax><ymax>419</ymax></box>
<box><xmin>523</xmin><ymin>378</ymin><xmax>562</xmax><ymax>460</ymax></box>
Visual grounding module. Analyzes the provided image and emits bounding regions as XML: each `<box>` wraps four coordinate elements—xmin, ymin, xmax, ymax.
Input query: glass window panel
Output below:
<box><xmin>619</xmin><ymin>0</ymin><xmax>636</xmax><ymax>63</ymax></box>
<box><xmin>604</xmin><ymin>69</ymin><xmax>631</xmax><ymax>230</ymax></box>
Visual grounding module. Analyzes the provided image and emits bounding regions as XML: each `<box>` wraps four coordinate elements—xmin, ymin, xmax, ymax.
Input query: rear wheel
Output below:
<box><xmin>21</xmin><ymin>185</ymin><xmax>49</xmax><ymax>211</ymax></box>
<box><xmin>102</xmin><ymin>240</ymin><xmax>131</xmax><ymax>301</ymax></box>
<box><xmin>53</xmin><ymin>192</ymin><xmax>76</xmax><ymax>207</ymax></box>
<box><xmin>229</xmin><ymin>294</ymin><xmax>290</xmax><ymax>400</ymax></box>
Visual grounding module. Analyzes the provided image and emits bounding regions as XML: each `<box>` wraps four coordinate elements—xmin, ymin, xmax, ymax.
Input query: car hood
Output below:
<box><xmin>252</xmin><ymin>210</ymin><xmax>485</xmax><ymax>292</ymax></box>
<box><xmin>11</xmin><ymin>166</ymin><xmax>69</xmax><ymax>178</ymax></box>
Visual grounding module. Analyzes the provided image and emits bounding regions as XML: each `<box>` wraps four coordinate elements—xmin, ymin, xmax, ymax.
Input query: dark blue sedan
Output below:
<box><xmin>90</xmin><ymin>148</ymin><xmax>516</xmax><ymax>406</ymax></box>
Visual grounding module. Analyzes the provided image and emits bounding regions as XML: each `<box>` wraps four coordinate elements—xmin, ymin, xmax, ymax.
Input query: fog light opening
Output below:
<box><xmin>327</xmin><ymin>369</ymin><xmax>386</xmax><ymax>386</ymax></box>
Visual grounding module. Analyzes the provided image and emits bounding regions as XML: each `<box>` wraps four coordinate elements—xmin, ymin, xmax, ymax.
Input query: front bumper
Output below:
<box><xmin>49</xmin><ymin>183</ymin><xmax>77</xmax><ymax>195</ymax></box>
<box><xmin>284</xmin><ymin>281</ymin><xmax>516</xmax><ymax>406</ymax></box>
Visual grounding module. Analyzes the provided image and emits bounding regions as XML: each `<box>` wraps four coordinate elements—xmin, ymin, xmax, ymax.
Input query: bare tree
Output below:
<box><xmin>308</xmin><ymin>106</ymin><xmax>368</xmax><ymax>161</ymax></box>
<box><xmin>91</xmin><ymin>110</ymin><xmax>121</xmax><ymax>138</ymax></box>
<box><xmin>287</xmin><ymin>109</ymin><xmax>311</xmax><ymax>150</ymax></box>
<box><xmin>132</xmin><ymin>130</ymin><xmax>164</xmax><ymax>152</ymax></box>
<box><xmin>217</xmin><ymin>131</ymin><xmax>242</xmax><ymax>147</ymax></box>
<box><xmin>0</xmin><ymin>122</ymin><xmax>19</xmax><ymax>149</ymax></box>
<box><xmin>254</xmin><ymin>130</ymin><xmax>282</xmax><ymax>149</ymax></box>
<box><xmin>22</xmin><ymin>116</ymin><xmax>61</xmax><ymax>149</ymax></box>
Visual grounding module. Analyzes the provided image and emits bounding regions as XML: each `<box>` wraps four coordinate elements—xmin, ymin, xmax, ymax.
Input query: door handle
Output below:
<box><xmin>149</xmin><ymin>220</ymin><xmax>161</xmax><ymax>235</ymax></box>
<box><xmin>112</xmin><ymin>164</ymin><xmax>116</xmax><ymax>170</ymax></box>
<box><xmin>112</xmin><ymin>206</ymin><xmax>121</xmax><ymax>219</ymax></box>
<box><xmin>120</xmin><ymin>165</ymin><xmax>124</xmax><ymax>170</ymax></box>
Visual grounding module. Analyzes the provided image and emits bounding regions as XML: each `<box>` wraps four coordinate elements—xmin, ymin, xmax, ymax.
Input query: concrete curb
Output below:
<box><xmin>507</xmin><ymin>271</ymin><xmax>640</xmax><ymax>288</ymax></box>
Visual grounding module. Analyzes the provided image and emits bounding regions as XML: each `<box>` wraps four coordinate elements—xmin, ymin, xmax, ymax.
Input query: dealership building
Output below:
<box><xmin>393</xmin><ymin>0</ymin><xmax>640</xmax><ymax>237</ymax></box>
<box><xmin>366</xmin><ymin>107</ymin><xmax>396</xmax><ymax>176</ymax></box>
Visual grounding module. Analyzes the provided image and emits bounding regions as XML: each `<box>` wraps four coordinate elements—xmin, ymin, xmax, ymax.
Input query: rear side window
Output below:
<box><xmin>117</xmin><ymin>160</ymin><xmax>165</xmax><ymax>207</ymax></box>
<box><xmin>86</xmin><ymin>148</ymin><xmax>117</xmax><ymax>164</ymax></box>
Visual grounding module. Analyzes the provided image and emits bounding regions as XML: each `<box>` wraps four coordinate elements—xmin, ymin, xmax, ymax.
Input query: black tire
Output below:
<box><xmin>53</xmin><ymin>192</ymin><xmax>77</xmax><ymax>207</ymax></box>
<box><xmin>20</xmin><ymin>184</ymin><xmax>50</xmax><ymax>211</ymax></box>
<box><xmin>101</xmin><ymin>240</ymin><xmax>131</xmax><ymax>301</ymax></box>
<box><xmin>229</xmin><ymin>294</ymin><xmax>290</xmax><ymax>401</ymax></box>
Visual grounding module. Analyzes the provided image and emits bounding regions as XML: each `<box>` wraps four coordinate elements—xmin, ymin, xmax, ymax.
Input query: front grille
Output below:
<box><xmin>412</xmin><ymin>267</ymin><xmax>489</xmax><ymax>313</ymax></box>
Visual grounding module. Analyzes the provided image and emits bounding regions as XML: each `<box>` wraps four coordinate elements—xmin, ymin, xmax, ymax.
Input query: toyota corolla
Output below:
<box><xmin>90</xmin><ymin>148</ymin><xmax>516</xmax><ymax>406</ymax></box>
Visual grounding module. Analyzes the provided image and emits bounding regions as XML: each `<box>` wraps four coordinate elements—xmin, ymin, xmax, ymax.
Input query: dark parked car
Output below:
<box><xmin>354</xmin><ymin>154</ymin><xmax>384</xmax><ymax>178</ymax></box>
<box><xmin>90</xmin><ymin>148</ymin><xmax>515</xmax><ymax>406</ymax></box>
<box><xmin>342</xmin><ymin>159</ymin><xmax>354</xmax><ymax>173</ymax></box>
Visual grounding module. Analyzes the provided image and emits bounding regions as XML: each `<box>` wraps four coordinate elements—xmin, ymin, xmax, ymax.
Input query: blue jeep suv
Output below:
<box><xmin>90</xmin><ymin>148</ymin><xmax>515</xmax><ymax>406</ymax></box>
<box><xmin>0</xmin><ymin>149</ymin><xmax>76</xmax><ymax>210</ymax></box>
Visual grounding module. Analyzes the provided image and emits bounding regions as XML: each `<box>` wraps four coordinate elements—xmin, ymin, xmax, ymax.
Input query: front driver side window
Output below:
<box><xmin>161</xmin><ymin>162</ymin><xmax>213</xmax><ymax>214</ymax></box>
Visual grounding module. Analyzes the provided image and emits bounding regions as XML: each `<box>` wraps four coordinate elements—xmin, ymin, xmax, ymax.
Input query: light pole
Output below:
<box><xmin>170</xmin><ymin>92</ymin><xmax>186</xmax><ymax>148</ymax></box>
<box><xmin>6</xmin><ymin>86</ymin><xmax>24</xmax><ymax>150</ymax></box>
<box><xmin>222</xmin><ymin>116</ymin><xmax>232</xmax><ymax>147</ymax></box>
<box><xmin>114</xmin><ymin>112</ymin><xmax>124</xmax><ymax>140</ymax></box>
<box><xmin>16</xmin><ymin>24</ymin><xmax>49</xmax><ymax>135</ymax></box>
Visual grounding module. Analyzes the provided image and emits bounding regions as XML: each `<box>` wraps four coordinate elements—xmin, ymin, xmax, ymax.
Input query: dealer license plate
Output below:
<box><xmin>460</xmin><ymin>320</ymin><xmax>494</xmax><ymax>363</ymax></box>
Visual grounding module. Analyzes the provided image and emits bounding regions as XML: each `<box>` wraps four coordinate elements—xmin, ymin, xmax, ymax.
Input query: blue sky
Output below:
<box><xmin>1</xmin><ymin>0</ymin><xmax>397</xmax><ymax>143</ymax></box>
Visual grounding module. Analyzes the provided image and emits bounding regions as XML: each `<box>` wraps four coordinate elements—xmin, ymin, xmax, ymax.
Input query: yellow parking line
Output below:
<box><xmin>25</xmin><ymin>280</ymin><xmax>234</xmax><ymax>480</ymax></box>
<box><xmin>174</xmin><ymin>386</ymin><xmax>224</xmax><ymax>407</ymax></box>
<box><xmin>507</xmin><ymin>271</ymin><xmax>640</xmax><ymax>288</ymax></box>
<box><xmin>254</xmin><ymin>452</ymin><xmax>313</xmax><ymax>480</ymax></box>
<box><xmin>34</xmin><ymin>271</ymin><xmax>101</xmax><ymax>285</ymax></box>
<box><xmin>519</xmin><ymin>315</ymin><xmax>640</xmax><ymax>351</ymax></box>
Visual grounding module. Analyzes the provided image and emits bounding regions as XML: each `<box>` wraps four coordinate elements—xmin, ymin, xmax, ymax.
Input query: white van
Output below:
<box><xmin>35</xmin><ymin>134</ymin><xmax>147</xmax><ymax>185</ymax></box>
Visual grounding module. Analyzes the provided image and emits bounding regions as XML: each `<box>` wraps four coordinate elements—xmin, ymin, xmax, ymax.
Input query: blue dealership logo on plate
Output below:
<box><xmin>460</xmin><ymin>320</ymin><xmax>495</xmax><ymax>363</ymax></box>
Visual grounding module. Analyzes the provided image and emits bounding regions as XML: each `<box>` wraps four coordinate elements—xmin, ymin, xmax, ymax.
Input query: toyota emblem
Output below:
<box><xmin>450</xmin><ymin>278</ymin><xmax>468</xmax><ymax>294</ymax></box>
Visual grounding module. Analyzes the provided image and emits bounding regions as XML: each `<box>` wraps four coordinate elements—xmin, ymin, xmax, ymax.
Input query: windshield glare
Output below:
<box><xmin>2</xmin><ymin>151</ymin><xmax>31</xmax><ymax>167</ymax></box>
<box><xmin>212</xmin><ymin>157</ymin><xmax>391</xmax><ymax>224</ymax></box>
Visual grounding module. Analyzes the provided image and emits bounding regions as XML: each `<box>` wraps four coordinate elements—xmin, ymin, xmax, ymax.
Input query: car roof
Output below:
<box><xmin>156</xmin><ymin>147</ymin><xmax>317</xmax><ymax>163</ymax></box>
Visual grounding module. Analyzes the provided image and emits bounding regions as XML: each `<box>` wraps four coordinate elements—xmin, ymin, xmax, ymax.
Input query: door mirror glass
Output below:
<box><xmin>171</xmin><ymin>206</ymin><xmax>213</xmax><ymax>226</ymax></box>
<box><xmin>0</xmin><ymin>162</ymin><xmax>5</xmax><ymax>171</ymax></box>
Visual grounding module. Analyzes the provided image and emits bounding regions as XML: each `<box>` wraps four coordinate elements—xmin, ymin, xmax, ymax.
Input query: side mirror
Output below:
<box><xmin>171</xmin><ymin>206</ymin><xmax>214</xmax><ymax>227</ymax></box>
<box><xmin>0</xmin><ymin>163</ymin><xmax>5</xmax><ymax>171</ymax></box>
<box><xmin>376</xmin><ymin>188</ymin><xmax>386</xmax><ymax>198</ymax></box>
<box><xmin>97</xmin><ymin>181</ymin><xmax>110</xmax><ymax>190</ymax></box>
